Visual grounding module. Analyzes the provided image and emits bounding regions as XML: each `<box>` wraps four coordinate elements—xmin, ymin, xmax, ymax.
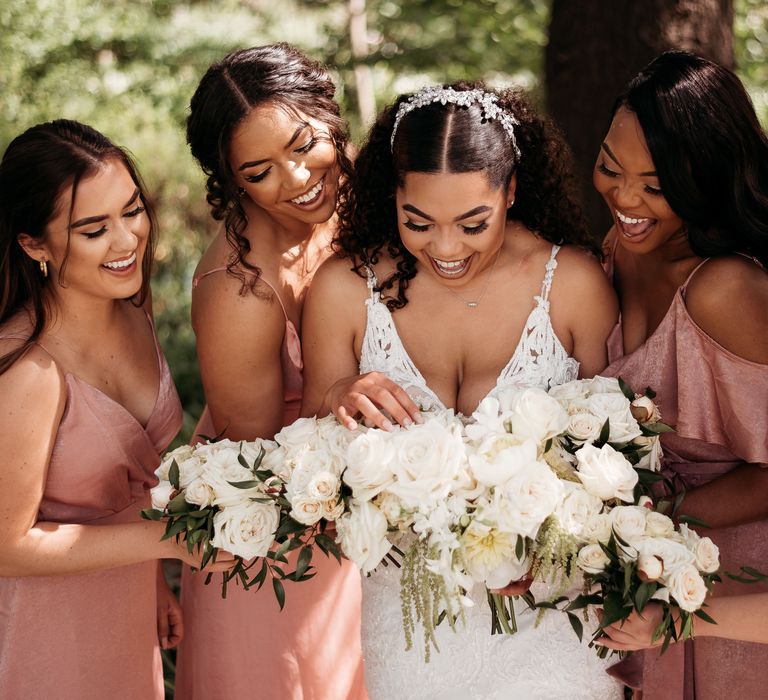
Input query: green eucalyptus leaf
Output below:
<box><xmin>567</xmin><ymin>612</ymin><xmax>584</xmax><ymax>641</ymax></box>
<box><xmin>617</xmin><ymin>377</ymin><xmax>636</xmax><ymax>402</ymax></box>
<box><xmin>227</xmin><ymin>479</ymin><xmax>263</xmax><ymax>490</ymax></box>
<box><xmin>140</xmin><ymin>508</ymin><xmax>163</xmax><ymax>521</ymax></box>
<box><xmin>273</xmin><ymin>578</ymin><xmax>286</xmax><ymax>610</ymax></box>
<box><xmin>168</xmin><ymin>460</ymin><xmax>180</xmax><ymax>490</ymax></box>
<box><xmin>167</xmin><ymin>491</ymin><xmax>189</xmax><ymax>514</ymax></box>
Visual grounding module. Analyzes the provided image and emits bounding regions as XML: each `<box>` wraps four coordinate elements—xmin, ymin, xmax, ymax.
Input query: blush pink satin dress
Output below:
<box><xmin>0</xmin><ymin>313</ymin><xmax>183</xmax><ymax>700</ymax></box>
<box><xmin>175</xmin><ymin>268</ymin><xmax>366</xmax><ymax>700</ymax></box>
<box><xmin>603</xmin><ymin>256</ymin><xmax>768</xmax><ymax>700</ymax></box>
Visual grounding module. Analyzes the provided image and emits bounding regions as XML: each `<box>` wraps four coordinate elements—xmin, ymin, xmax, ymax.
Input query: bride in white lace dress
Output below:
<box><xmin>302</xmin><ymin>83</ymin><xmax>622</xmax><ymax>699</ymax></box>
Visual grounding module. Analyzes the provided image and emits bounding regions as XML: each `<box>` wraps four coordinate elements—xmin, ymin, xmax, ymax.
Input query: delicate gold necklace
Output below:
<box><xmin>442</xmin><ymin>246</ymin><xmax>502</xmax><ymax>309</ymax></box>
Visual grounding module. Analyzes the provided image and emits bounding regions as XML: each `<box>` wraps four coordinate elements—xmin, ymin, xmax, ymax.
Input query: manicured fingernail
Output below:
<box><xmin>402</xmin><ymin>417</ymin><xmax>413</xmax><ymax>427</ymax></box>
<box><xmin>413</xmin><ymin>412</ymin><xmax>424</xmax><ymax>424</ymax></box>
<box><xmin>382</xmin><ymin>419</ymin><xmax>395</xmax><ymax>432</ymax></box>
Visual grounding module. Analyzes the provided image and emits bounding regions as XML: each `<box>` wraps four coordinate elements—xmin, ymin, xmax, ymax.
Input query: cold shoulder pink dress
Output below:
<box><xmin>603</xmin><ymin>255</ymin><xmax>768</xmax><ymax>700</ymax></box>
<box><xmin>175</xmin><ymin>268</ymin><xmax>366</xmax><ymax>700</ymax></box>
<box><xmin>0</xmin><ymin>312</ymin><xmax>183</xmax><ymax>700</ymax></box>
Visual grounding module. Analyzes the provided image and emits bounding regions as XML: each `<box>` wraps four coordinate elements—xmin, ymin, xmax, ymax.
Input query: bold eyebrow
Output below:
<box><xmin>71</xmin><ymin>188</ymin><xmax>141</xmax><ymax>228</ymax></box>
<box><xmin>402</xmin><ymin>204</ymin><xmax>434</xmax><ymax>221</ymax></box>
<box><xmin>601</xmin><ymin>143</ymin><xmax>656</xmax><ymax>177</ymax></box>
<box><xmin>237</xmin><ymin>122</ymin><xmax>311</xmax><ymax>171</ymax></box>
<box><xmin>402</xmin><ymin>203</ymin><xmax>493</xmax><ymax>222</ymax></box>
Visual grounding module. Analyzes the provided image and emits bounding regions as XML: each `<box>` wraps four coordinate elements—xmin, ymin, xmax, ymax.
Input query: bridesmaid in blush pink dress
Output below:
<box><xmin>592</xmin><ymin>52</ymin><xmax>768</xmax><ymax>699</ymax></box>
<box><xmin>0</xmin><ymin>121</ymin><xmax>229</xmax><ymax>700</ymax></box>
<box><xmin>174</xmin><ymin>45</ymin><xmax>366</xmax><ymax>700</ymax></box>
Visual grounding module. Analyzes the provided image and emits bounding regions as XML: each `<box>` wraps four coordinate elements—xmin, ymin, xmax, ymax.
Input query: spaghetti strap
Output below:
<box><xmin>680</xmin><ymin>258</ymin><xmax>712</xmax><ymax>291</ymax></box>
<box><xmin>537</xmin><ymin>244</ymin><xmax>561</xmax><ymax>304</ymax></box>
<box><xmin>192</xmin><ymin>264</ymin><xmax>291</xmax><ymax>322</ymax></box>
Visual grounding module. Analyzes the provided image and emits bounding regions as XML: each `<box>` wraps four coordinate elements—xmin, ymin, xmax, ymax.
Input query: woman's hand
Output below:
<box><xmin>490</xmin><ymin>572</ymin><xmax>534</xmax><ymax>597</ymax></box>
<box><xmin>156</xmin><ymin>565</ymin><xmax>184</xmax><ymax>649</ymax></box>
<box><xmin>168</xmin><ymin>538</ymin><xmax>238</xmax><ymax>572</ymax></box>
<box><xmin>599</xmin><ymin>603</ymin><xmax>669</xmax><ymax>651</ymax></box>
<box><xmin>324</xmin><ymin>371</ymin><xmax>422</xmax><ymax>431</ymax></box>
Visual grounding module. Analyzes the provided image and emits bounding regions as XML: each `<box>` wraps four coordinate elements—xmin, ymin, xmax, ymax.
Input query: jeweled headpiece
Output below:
<box><xmin>390</xmin><ymin>86</ymin><xmax>521</xmax><ymax>161</ymax></box>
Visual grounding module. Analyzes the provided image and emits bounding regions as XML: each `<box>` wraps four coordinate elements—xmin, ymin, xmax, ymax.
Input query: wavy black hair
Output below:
<box><xmin>186</xmin><ymin>43</ymin><xmax>352</xmax><ymax>293</ymax></box>
<box><xmin>335</xmin><ymin>81</ymin><xmax>592</xmax><ymax>309</ymax></box>
<box><xmin>0</xmin><ymin>119</ymin><xmax>157</xmax><ymax>375</ymax></box>
<box><xmin>615</xmin><ymin>50</ymin><xmax>768</xmax><ymax>265</ymax></box>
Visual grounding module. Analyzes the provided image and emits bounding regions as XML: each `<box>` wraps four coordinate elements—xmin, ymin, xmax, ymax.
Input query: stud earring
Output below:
<box><xmin>39</xmin><ymin>259</ymin><xmax>48</xmax><ymax>278</ymax></box>
<box><xmin>507</xmin><ymin>198</ymin><xmax>515</xmax><ymax>208</ymax></box>
<box><xmin>237</xmin><ymin>187</ymin><xmax>246</xmax><ymax>197</ymax></box>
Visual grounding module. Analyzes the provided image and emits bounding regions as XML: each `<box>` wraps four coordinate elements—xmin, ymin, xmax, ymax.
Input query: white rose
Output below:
<box><xmin>693</xmin><ymin>537</ymin><xmax>720</xmax><ymax>574</ymax></box>
<box><xmin>184</xmin><ymin>477</ymin><xmax>216</xmax><ymax>508</ymax></box>
<box><xmin>637</xmin><ymin>552</ymin><xmax>663</xmax><ymax>582</ymax></box>
<box><xmin>645</xmin><ymin>511</ymin><xmax>675</xmax><ymax>538</ymax></box>
<box><xmin>151</xmin><ymin>480</ymin><xmax>175</xmax><ymax>510</ymax></box>
<box><xmin>317</xmin><ymin>416</ymin><xmax>359</xmax><ymax>463</ymax></box>
<box><xmin>306</xmin><ymin>470</ymin><xmax>340</xmax><ymax>501</ymax></box>
<box><xmin>210</xmin><ymin>501</ymin><xmax>279</xmax><ymax>559</ymax></box>
<box><xmin>566</xmin><ymin>411</ymin><xmax>604</xmax><ymax>444</ymax></box>
<box><xmin>581</xmin><ymin>512</ymin><xmax>613</xmax><ymax>544</ymax></box>
<box><xmin>636</xmin><ymin>537</ymin><xmax>695</xmax><ymax>583</ymax></box>
<box><xmin>630</xmin><ymin>395</ymin><xmax>661</xmax><ymax>424</ymax></box>
<box><xmin>290</xmin><ymin>495</ymin><xmax>324</xmax><ymax>526</ymax></box>
<box><xmin>587</xmin><ymin>376</ymin><xmax>624</xmax><ymax>394</ymax></box>
<box><xmin>273</xmin><ymin>416</ymin><xmax>319</xmax><ymax>450</ymax></box>
<box><xmin>675</xmin><ymin>523</ymin><xmax>701</xmax><ymax>551</ymax></box>
<box><xmin>580</xmin><ymin>392</ymin><xmax>642</xmax><ymax>444</ymax></box>
<box><xmin>386</xmin><ymin>418</ymin><xmax>465</xmax><ymax>509</ymax></box>
<box><xmin>575</xmin><ymin>443</ymin><xmax>639</xmax><ymax>502</ymax></box>
<box><xmin>611</xmin><ymin>506</ymin><xmax>649</xmax><ymax>544</ymax></box>
<box><xmin>555</xmin><ymin>481</ymin><xmax>605</xmax><ymax>540</ymax></box>
<box><xmin>344</xmin><ymin>429</ymin><xmax>396</xmax><ymax>501</ymax></box>
<box><xmin>491</xmin><ymin>460</ymin><xmax>563</xmax><ymax>538</ymax></box>
<box><xmin>156</xmin><ymin>444</ymin><xmax>196</xmax><ymax>481</ymax></box>
<box><xmin>576</xmin><ymin>543</ymin><xmax>610</xmax><ymax>574</ymax></box>
<box><xmin>238</xmin><ymin>439</ymin><xmax>276</xmax><ymax>468</ymax></box>
<box><xmin>335</xmin><ymin>500</ymin><xmax>392</xmax><ymax>574</ymax></box>
<box><xmin>497</xmin><ymin>387</ymin><xmax>569</xmax><ymax>445</ymax></box>
<box><xmin>548</xmin><ymin>379</ymin><xmax>591</xmax><ymax>404</ymax></box>
<box><xmin>465</xmin><ymin>396</ymin><xmax>507</xmax><ymax>444</ymax></box>
<box><xmin>202</xmin><ymin>448</ymin><xmax>263</xmax><ymax>508</ymax></box>
<box><xmin>667</xmin><ymin>563</ymin><xmax>708</xmax><ymax>612</ymax></box>
<box><xmin>468</xmin><ymin>439</ymin><xmax>538</xmax><ymax>488</ymax></box>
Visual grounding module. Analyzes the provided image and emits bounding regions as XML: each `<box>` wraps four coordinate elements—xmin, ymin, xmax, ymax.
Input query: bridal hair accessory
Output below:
<box><xmin>390</xmin><ymin>86</ymin><xmax>522</xmax><ymax>161</ymax></box>
<box><xmin>39</xmin><ymin>259</ymin><xmax>48</xmax><ymax>278</ymax></box>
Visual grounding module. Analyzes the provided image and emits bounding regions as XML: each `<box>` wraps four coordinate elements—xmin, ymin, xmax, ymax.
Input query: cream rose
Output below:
<box><xmin>667</xmin><ymin>563</ymin><xmax>708</xmax><ymax>612</ymax></box>
<box><xmin>306</xmin><ymin>470</ymin><xmax>340</xmax><ymax>501</ymax></box>
<box><xmin>498</xmin><ymin>387</ymin><xmax>569</xmax><ymax>445</ymax></box>
<box><xmin>202</xmin><ymin>449</ymin><xmax>262</xmax><ymax>508</ymax></box>
<box><xmin>335</xmin><ymin>500</ymin><xmax>391</xmax><ymax>574</ymax></box>
<box><xmin>636</xmin><ymin>537</ymin><xmax>695</xmax><ymax>583</ymax></box>
<box><xmin>468</xmin><ymin>439</ymin><xmax>538</xmax><ymax>488</ymax></box>
<box><xmin>566</xmin><ymin>411</ymin><xmax>604</xmax><ymax>444</ymax></box>
<box><xmin>580</xmin><ymin>513</ymin><xmax>613</xmax><ymax>544</ymax></box>
<box><xmin>575</xmin><ymin>443</ymin><xmax>638</xmax><ymax>502</ymax></box>
<box><xmin>611</xmin><ymin>506</ymin><xmax>649</xmax><ymax>544</ymax></box>
<box><xmin>645</xmin><ymin>511</ymin><xmax>675</xmax><ymax>538</ymax></box>
<box><xmin>577</xmin><ymin>543</ymin><xmax>610</xmax><ymax>574</ymax></box>
<box><xmin>211</xmin><ymin>501</ymin><xmax>279</xmax><ymax>559</ymax></box>
<box><xmin>290</xmin><ymin>495</ymin><xmax>324</xmax><ymax>526</ymax></box>
<box><xmin>637</xmin><ymin>553</ymin><xmax>663</xmax><ymax>582</ymax></box>
<box><xmin>630</xmin><ymin>396</ymin><xmax>661</xmax><ymax>423</ymax></box>
<box><xmin>555</xmin><ymin>482</ymin><xmax>605</xmax><ymax>540</ymax></box>
<box><xmin>693</xmin><ymin>537</ymin><xmax>720</xmax><ymax>574</ymax></box>
<box><xmin>580</xmin><ymin>392</ymin><xmax>642</xmax><ymax>444</ymax></box>
<box><xmin>184</xmin><ymin>477</ymin><xmax>216</xmax><ymax>508</ymax></box>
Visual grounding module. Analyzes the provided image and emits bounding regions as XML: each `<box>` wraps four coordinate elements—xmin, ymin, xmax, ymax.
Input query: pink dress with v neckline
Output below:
<box><xmin>603</xmin><ymin>252</ymin><xmax>768</xmax><ymax>699</ymax></box>
<box><xmin>0</xmin><ymin>311</ymin><xmax>183</xmax><ymax>700</ymax></box>
<box><xmin>175</xmin><ymin>266</ymin><xmax>367</xmax><ymax>700</ymax></box>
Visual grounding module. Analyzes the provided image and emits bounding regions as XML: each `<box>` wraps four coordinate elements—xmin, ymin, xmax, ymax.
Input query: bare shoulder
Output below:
<box><xmin>685</xmin><ymin>256</ymin><xmax>768</xmax><ymax>363</ymax></box>
<box><xmin>306</xmin><ymin>254</ymin><xmax>369</xmax><ymax>306</ymax></box>
<box><xmin>0</xmin><ymin>342</ymin><xmax>66</xmax><ymax>426</ymax></box>
<box><xmin>552</xmin><ymin>244</ymin><xmax>616</xmax><ymax>298</ymax></box>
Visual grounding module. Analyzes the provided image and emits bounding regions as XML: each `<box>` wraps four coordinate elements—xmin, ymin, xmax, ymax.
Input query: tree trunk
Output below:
<box><xmin>545</xmin><ymin>0</ymin><xmax>734</xmax><ymax>238</ymax></box>
<box><xmin>349</xmin><ymin>0</ymin><xmax>376</xmax><ymax>128</ymax></box>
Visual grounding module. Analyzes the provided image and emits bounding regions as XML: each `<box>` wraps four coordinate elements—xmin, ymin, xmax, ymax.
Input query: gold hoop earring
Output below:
<box><xmin>40</xmin><ymin>259</ymin><xmax>48</xmax><ymax>278</ymax></box>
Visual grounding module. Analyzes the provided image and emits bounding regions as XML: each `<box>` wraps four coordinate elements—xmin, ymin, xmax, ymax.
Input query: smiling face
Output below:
<box><xmin>395</xmin><ymin>170</ymin><xmax>514</xmax><ymax>285</ymax></box>
<box><xmin>593</xmin><ymin>107</ymin><xmax>686</xmax><ymax>255</ymax></box>
<box><xmin>27</xmin><ymin>158</ymin><xmax>150</xmax><ymax>303</ymax></box>
<box><xmin>229</xmin><ymin>102</ymin><xmax>340</xmax><ymax>228</ymax></box>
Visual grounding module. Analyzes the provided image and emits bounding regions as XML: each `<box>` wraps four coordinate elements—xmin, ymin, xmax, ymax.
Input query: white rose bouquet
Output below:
<box><xmin>561</xmin><ymin>502</ymin><xmax>720</xmax><ymax>656</ymax></box>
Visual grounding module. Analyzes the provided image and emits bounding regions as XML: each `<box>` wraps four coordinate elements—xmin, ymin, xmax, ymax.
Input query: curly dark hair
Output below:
<box><xmin>615</xmin><ymin>51</ymin><xmax>768</xmax><ymax>266</ymax></box>
<box><xmin>186</xmin><ymin>43</ymin><xmax>353</xmax><ymax>293</ymax></box>
<box><xmin>335</xmin><ymin>81</ymin><xmax>593</xmax><ymax>310</ymax></box>
<box><xmin>0</xmin><ymin>119</ymin><xmax>157</xmax><ymax>375</ymax></box>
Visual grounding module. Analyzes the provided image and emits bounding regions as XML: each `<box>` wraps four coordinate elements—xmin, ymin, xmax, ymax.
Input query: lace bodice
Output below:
<box><xmin>359</xmin><ymin>245</ymin><xmax>579</xmax><ymax>412</ymax></box>
<box><xmin>358</xmin><ymin>245</ymin><xmax>620</xmax><ymax>699</ymax></box>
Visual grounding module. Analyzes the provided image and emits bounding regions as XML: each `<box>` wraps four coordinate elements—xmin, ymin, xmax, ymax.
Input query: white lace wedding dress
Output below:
<box><xmin>358</xmin><ymin>246</ymin><xmax>623</xmax><ymax>700</ymax></box>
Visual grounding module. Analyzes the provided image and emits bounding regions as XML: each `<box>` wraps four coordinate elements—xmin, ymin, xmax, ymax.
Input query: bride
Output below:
<box><xmin>301</xmin><ymin>83</ymin><xmax>622</xmax><ymax>699</ymax></box>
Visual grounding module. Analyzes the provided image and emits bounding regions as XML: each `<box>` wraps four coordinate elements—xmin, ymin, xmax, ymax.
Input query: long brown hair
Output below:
<box><xmin>0</xmin><ymin>119</ymin><xmax>157</xmax><ymax>374</ymax></box>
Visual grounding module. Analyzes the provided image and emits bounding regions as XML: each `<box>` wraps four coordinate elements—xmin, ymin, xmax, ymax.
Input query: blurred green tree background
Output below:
<box><xmin>1</xmin><ymin>0</ymin><xmax>765</xmax><ymax>443</ymax></box>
